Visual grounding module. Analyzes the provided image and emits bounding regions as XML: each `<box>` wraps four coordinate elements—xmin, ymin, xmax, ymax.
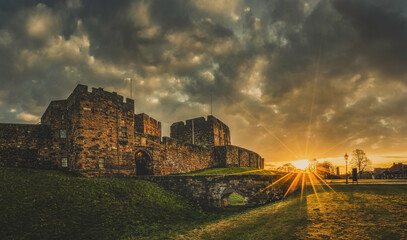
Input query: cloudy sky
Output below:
<box><xmin>1</xmin><ymin>0</ymin><xmax>407</xmax><ymax>168</ymax></box>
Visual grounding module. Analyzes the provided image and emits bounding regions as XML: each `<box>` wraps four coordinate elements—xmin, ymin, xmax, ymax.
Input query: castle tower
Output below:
<box><xmin>170</xmin><ymin>115</ymin><xmax>230</xmax><ymax>146</ymax></box>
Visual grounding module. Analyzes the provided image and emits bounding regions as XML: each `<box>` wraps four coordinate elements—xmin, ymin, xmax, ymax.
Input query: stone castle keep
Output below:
<box><xmin>0</xmin><ymin>84</ymin><xmax>264</xmax><ymax>176</ymax></box>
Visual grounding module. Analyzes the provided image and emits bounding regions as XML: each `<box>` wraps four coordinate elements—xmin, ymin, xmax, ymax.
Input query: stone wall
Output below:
<box><xmin>210</xmin><ymin>115</ymin><xmax>231</xmax><ymax>146</ymax></box>
<box><xmin>214</xmin><ymin>145</ymin><xmax>264</xmax><ymax>168</ymax></box>
<box><xmin>0</xmin><ymin>124</ymin><xmax>50</xmax><ymax>168</ymax></box>
<box><xmin>150</xmin><ymin>137</ymin><xmax>216</xmax><ymax>176</ymax></box>
<box><xmin>139</xmin><ymin>174</ymin><xmax>298</xmax><ymax>207</ymax></box>
<box><xmin>41</xmin><ymin>100</ymin><xmax>68</xmax><ymax>168</ymax></box>
<box><xmin>170</xmin><ymin>115</ymin><xmax>230</xmax><ymax>146</ymax></box>
<box><xmin>65</xmin><ymin>85</ymin><xmax>136</xmax><ymax>173</ymax></box>
<box><xmin>135</xmin><ymin>113</ymin><xmax>161</xmax><ymax>138</ymax></box>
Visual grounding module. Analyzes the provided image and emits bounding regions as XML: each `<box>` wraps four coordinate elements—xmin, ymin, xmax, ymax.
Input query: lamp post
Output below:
<box><xmin>344</xmin><ymin>153</ymin><xmax>349</xmax><ymax>184</ymax></box>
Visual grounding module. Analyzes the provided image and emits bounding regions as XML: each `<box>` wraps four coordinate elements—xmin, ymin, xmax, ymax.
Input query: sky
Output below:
<box><xmin>1</xmin><ymin>0</ymin><xmax>407</xmax><ymax>169</ymax></box>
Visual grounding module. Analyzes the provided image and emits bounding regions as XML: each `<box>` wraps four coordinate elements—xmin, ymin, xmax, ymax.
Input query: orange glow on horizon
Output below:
<box><xmin>290</xmin><ymin>159</ymin><xmax>310</xmax><ymax>170</ymax></box>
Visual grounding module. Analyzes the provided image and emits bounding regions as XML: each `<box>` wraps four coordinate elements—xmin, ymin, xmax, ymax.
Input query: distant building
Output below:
<box><xmin>373</xmin><ymin>163</ymin><xmax>407</xmax><ymax>179</ymax></box>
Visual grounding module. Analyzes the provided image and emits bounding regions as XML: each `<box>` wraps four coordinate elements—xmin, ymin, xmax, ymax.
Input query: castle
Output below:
<box><xmin>0</xmin><ymin>84</ymin><xmax>264</xmax><ymax>176</ymax></box>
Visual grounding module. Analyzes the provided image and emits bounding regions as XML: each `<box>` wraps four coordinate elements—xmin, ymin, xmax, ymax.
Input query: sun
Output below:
<box><xmin>291</xmin><ymin>159</ymin><xmax>310</xmax><ymax>170</ymax></box>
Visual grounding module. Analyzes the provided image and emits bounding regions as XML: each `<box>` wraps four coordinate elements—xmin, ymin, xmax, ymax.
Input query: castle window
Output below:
<box><xmin>60</xmin><ymin>129</ymin><xmax>67</xmax><ymax>138</ymax></box>
<box><xmin>61</xmin><ymin>158</ymin><xmax>68</xmax><ymax>168</ymax></box>
<box><xmin>99</xmin><ymin>158</ymin><xmax>105</xmax><ymax>168</ymax></box>
<box><xmin>62</xmin><ymin>114</ymin><xmax>65</xmax><ymax>120</ymax></box>
<box><xmin>121</xmin><ymin>127</ymin><xmax>127</xmax><ymax>138</ymax></box>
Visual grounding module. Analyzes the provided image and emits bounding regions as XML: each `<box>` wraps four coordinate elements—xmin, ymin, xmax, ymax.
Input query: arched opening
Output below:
<box><xmin>135</xmin><ymin>151</ymin><xmax>153</xmax><ymax>175</ymax></box>
<box><xmin>221</xmin><ymin>190</ymin><xmax>246</xmax><ymax>207</ymax></box>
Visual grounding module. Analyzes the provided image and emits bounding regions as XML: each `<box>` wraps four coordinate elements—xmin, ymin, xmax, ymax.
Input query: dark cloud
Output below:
<box><xmin>1</xmin><ymin>0</ymin><xmax>407</xmax><ymax>164</ymax></box>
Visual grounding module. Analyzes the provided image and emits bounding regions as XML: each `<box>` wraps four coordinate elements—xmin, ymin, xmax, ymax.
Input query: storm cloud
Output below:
<box><xmin>1</xmin><ymin>0</ymin><xmax>407</xmax><ymax>164</ymax></box>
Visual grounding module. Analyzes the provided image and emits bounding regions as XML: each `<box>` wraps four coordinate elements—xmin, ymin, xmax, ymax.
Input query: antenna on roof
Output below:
<box><xmin>126</xmin><ymin>77</ymin><xmax>133</xmax><ymax>99</ymax></box>
<box><xmin>130</xmin><ymin>78</ymin><xmax>133</xmax><ymax>99</ymax></box>
<box><xmin>210</xmin><ymin>91</ymin><xmax>213</xmax><ymax>115</ymax></box>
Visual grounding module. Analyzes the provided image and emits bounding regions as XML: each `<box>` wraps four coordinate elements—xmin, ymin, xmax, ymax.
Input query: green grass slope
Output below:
<box><xmin>0</xmin><ymin>167</ymin><xmax>229</xmax><ymax>240</ymax></box>
<box><xmin>179</xmin><ymin>167</ymin><xmax>276</xmax><ymax>175</ymax></box>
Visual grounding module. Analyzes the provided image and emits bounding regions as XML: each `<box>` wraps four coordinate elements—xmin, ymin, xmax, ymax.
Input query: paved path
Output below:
<box><xmin>323</xmin><ymin>179</ymin><xmax>407</xmax><ymax>185</ymax></box>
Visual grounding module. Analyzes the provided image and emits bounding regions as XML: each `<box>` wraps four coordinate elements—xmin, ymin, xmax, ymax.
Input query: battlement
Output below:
<box><xmin>135</xmin><ymin>113</ymin><xmax>161</xmax><ymax>138</ymax></box>
<box><xmin>170</xmin><ymin>115</ymin><xmax>230</xmax><ymax>146</ymax></box>
<box><xmin>186</xmin><ymin>117</ymin><xmax>206</xmax><ymax>125</ymax></box>
<box><xmin>69</xmin><ymin>84</ymin><xmax>134</xmax><ymax>111</ymax></box>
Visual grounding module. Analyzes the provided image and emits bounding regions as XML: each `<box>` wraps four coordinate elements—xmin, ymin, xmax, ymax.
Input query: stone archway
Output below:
<box><xmin>221</xmin><ymin>188</ymin><xmax>247</xmax><ymax>207</ymax></box>
<box><xmin>135</xmin><ymin>151</ymin><xmax>153</xmax><ymax>175</ymax></box>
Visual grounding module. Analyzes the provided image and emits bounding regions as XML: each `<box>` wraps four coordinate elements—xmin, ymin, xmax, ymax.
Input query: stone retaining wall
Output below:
<box><xmin>138</xmin><ymin>173</ymin><xmax>300</xmax><ymax>207</ymax></box>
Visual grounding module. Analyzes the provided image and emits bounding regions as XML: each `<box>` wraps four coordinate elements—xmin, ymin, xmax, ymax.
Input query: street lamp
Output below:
<box><xmin>344</xmin><ymin>153</ymin><xmax>349</xmax><ymax>184</ymax></box>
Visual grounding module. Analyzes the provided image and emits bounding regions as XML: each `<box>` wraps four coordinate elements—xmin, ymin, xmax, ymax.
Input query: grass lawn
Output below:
<box><xmin>0</xmin><ymin>167</ymin><xmax>243</xmax><ymax>240</ymax></box>
<box><xmin>178</xmin><ymin>167</ymin><xmax>276</xmax><ymax>175</ymax></box>
<box><xmin>2</xmin><ymin>167</ymin><xmax>406</xmax><ymax>240</ymax></box>
<box><xmin>227</xmin><ymin>192</ymin><xmax>245</xmax><ymax>206</ymax></box>
<box><xmin>178</xmin><ymin>184</ymin><xmax>407</xmax><ymax>239</ymax></box>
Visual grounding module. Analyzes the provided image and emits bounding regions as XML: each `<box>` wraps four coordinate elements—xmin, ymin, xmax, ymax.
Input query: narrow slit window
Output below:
<box><xmin>121</xmin><ymin>127</ymin><xmax>127</xmax><ymax>138</ymax></box>
<box><xmin>61</xmin><ymin>158</ymin><xmax>68</xmax><ymax>168</ymax></box>
<box><xmin>60</xmin><ymin>129</ymin><xmax>67</xmax><ymax>138</ymax></box>
<box><xmin>99</xmin><ymin>158</ymin><xmax>105</xmax><ymax>168</ymax></box>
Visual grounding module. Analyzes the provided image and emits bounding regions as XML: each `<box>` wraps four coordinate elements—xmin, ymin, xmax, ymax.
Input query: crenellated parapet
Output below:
<box><xmin>135</xmin><ymin>113</ymin><xmax>161</xmax><ymax>138</ymax></box>
<box><xmin>170</xmin><ymin>115</ymin><xmax>230</xmax><ymax>146</ymax></box>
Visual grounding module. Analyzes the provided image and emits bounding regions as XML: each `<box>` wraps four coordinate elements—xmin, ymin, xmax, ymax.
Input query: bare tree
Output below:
<box><xmin>351</xmin><ymin>149</ymin><xmax>372</xmax><ymax>176</ymax></box>
<box><xmin>317</xmin><ymin>161</ymin><xmax>335</xmax><ymax>178</ymax></box>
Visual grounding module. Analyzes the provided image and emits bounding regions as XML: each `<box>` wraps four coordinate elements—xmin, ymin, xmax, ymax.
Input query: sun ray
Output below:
<box><xmin>300</xmin><ymin>172</ymin><xmax>306</xmax><ymax>203</ymax></box>
<box><xmin>313</xmin><ymin>172</ymin><xmax>339</xmax><ymax>196</ymax></box>
<box><xmin>315</xmin><ymin>166</ymin><xmax>341</xmax><ymax>177</ymax></box>
<box><xmin>304</xmin><ymin>30</ymin><xmax>325</xmax><ymax>160</ymax></box>
<box><xmin>226</xmin><ymin>95</ymin><xmax>299</xmax><ymax>159</ymax></box>
<box><xmin>313</xmin><ymin>136</ymin><xmax>353</xmax><ymax>159</ymax></box>
<box><xmin>257</xmin><ymin>172</ymin><xmax>295</xmax><ymax>194</ymax></box>
<box><xmin>284</xmin><ymin>173</ymin><xmax>301</xmax><ymax>198</ymax></box>
<box><xmin>308</xmin><ymin>172</ymin><xmax>321</xmax><ymax>207</ymax></box>
<box><xmin>311</xmin><ymin>171</ymin><xmax>329</xmax><ymax>193</ymax></box>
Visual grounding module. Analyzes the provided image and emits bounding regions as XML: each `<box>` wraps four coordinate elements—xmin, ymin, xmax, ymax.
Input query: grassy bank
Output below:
<box><xmin>0</xmin><ymin>167</ymin><xmax>243</xmax><ymax>240</ymax></box>
<box><xmin>179</xmin><ymin>184</ymin><xmax>407</xmax><ymax>239</ymax></box>
<box><xmin>4</xmin><ymin>167</ymin><xmax>405</xmax><ymax>240</ymax></box>
<box><xmin>179</xmin><ymin>167</ymin><xmax>276</xmax><ymax>175</ymax></box>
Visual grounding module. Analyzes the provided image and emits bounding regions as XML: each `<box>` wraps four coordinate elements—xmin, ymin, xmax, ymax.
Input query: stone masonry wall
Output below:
<box><xmin>210</xmin><ymin>115</ymin><xmax>231</xmax><ymax>146</ymax></box>
<box><xmin>150</xmin><ymin>137</ymin><xmax>216</xmax><ymax>176</ymax></box>
<box><xmin>41</xmin><ymin>100</ymin><xmax>68</xmax><ymax>168</ymax></box>
<box><xmin>0</xmin><ymin>124</ymin><xmax>50</xmax><ymax>168</ymax></box>
<box><xmin>170</xmin><ymin>115</ymin><xmax>230</xmax><ymax>146</ymax></box>
<box><xmin>81</xmin><ymin>135</ymin><xmax>217</xmax><ymax>177</ymax></box>
<box><xmin>214</xmin><ymin>145</ymin><xmax>264</xmax><ymax>168</ymax></box>
<box><xmin>135</xmin><ymin>113</ymin><xmax>161</xmax><ymax>138</ymax></box>
<box><xmin>139</xmin><ymin>174</ymin><xmax>298</xmax><ymax>207</ymax></box>
<box><xmin>65</xmin><ymin>85</ymin><xmax>136</xmax><ymax>173</ymax></box>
